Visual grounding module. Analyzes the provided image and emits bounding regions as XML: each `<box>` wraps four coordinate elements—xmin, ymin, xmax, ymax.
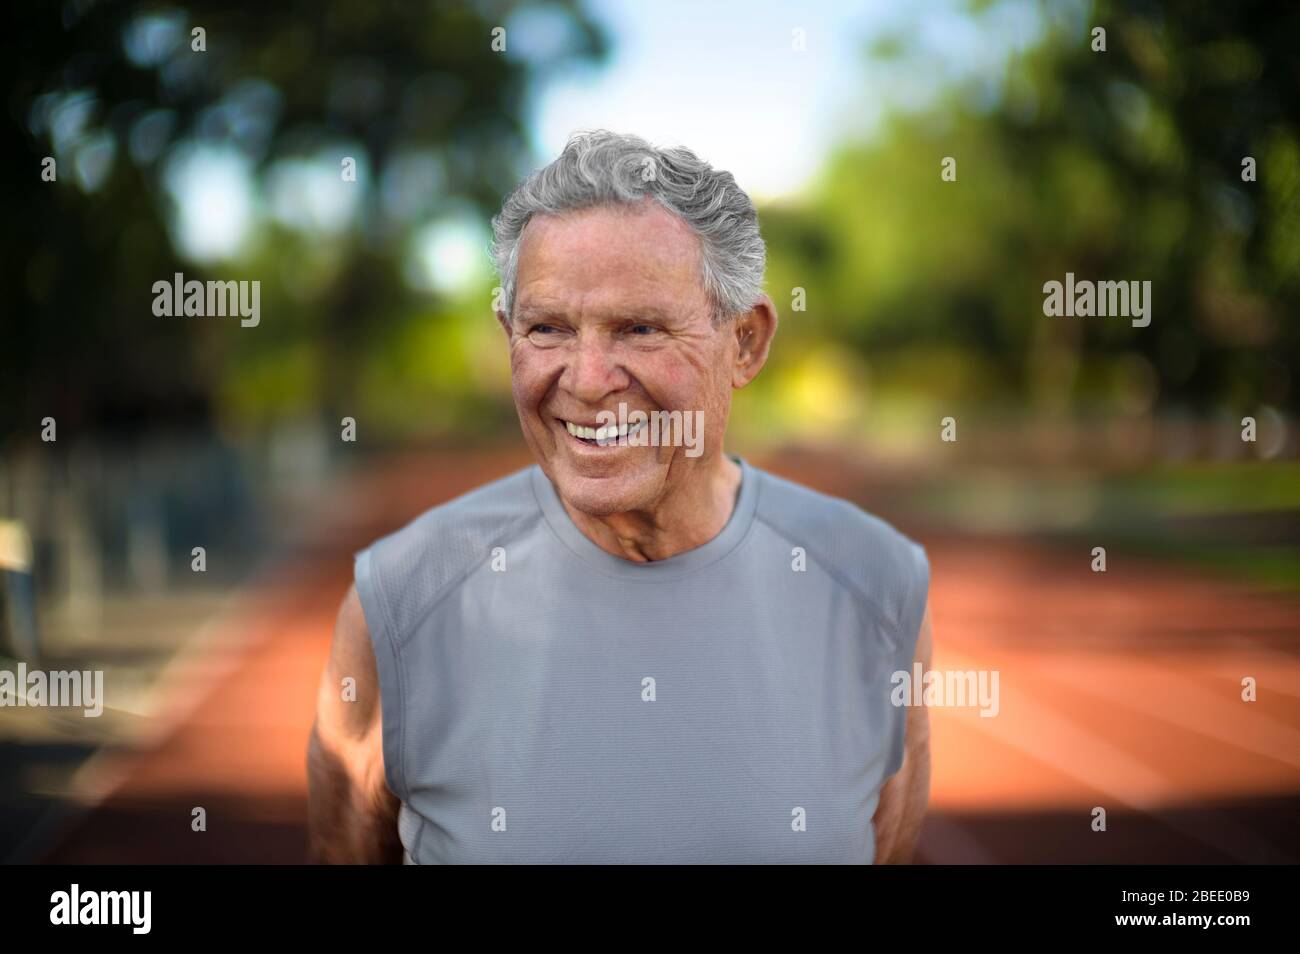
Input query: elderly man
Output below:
<box><xmin>307</xmin><ymin>130</ymin><xmax>933</xmax><ymax>864</ymax></box>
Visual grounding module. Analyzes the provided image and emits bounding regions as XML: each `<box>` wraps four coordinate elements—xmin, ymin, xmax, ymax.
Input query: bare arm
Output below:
<box><xmin>306</xmin><ymin>583</ymin><xmax>403</xmax><ymax>863</ymax></box>
<box><xmin>872</xmin><ymin>605</ymin><xmax>934</xmax><ymax>864</ymax></box>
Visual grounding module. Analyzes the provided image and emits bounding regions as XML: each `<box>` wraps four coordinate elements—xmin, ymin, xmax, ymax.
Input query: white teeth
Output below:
<box><xmin>562</xmin><ymin>418</ymin><xmax>647</xmax><ymax>443</ymax></box>
<box><xmin>564</xmin><ymin>420</ymin><xmax>598</xmax><ymax>440</ymax></box>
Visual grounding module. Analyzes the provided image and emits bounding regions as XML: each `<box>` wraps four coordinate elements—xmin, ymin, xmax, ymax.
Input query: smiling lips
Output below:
<box><xmin>557</xmin><ymin>417</ymin><xmax>648</xmax><ymax>447</ymax></box>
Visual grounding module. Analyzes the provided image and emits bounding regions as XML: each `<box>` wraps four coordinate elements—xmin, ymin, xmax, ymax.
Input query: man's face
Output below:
<box><xmin>503</xmin><ymin>200</ymin><xmax>734</xmax><ymax>517</ymax></box>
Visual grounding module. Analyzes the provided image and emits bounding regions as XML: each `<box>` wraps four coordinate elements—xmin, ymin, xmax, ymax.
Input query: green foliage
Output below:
<box><xmin>754</xmin><ymin>0</ymin><xmax>1299</xmax><ymax>432</ymax></box>
<box><xmin>2</xmin><ymin>0</ymin><xmax>606</xmax><ymax>442</ymax></box>
<box><xmin>5</xmin><ymin>0</ymin><xmax>1295</xmax><ymax>448</ymax></box>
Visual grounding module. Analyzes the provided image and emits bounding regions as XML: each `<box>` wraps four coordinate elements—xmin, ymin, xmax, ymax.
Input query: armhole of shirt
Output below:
<box><xmin>354</xmin><ymin>547</ymin><xmax>407</xmax><ymax>802</ymax></box>
<box><xmin>884</xmin><ymin>540</ymin><xmax>931</xmax><ymax>780</ymax></box>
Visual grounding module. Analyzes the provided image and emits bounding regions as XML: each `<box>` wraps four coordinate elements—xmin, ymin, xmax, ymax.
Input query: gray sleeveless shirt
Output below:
<box><xmin>354</xmin><ymin>456</ymin><xmax>929</xmax><ymax>863</ymax></box>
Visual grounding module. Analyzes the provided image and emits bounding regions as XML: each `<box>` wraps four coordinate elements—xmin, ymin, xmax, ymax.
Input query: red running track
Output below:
<box><xmin>42</xmin><ymin>449</ymin><xmax>1300</xmax><ymax>863</ymax></box>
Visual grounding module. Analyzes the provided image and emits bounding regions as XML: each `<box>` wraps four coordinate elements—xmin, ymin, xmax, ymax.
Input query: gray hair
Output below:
<box><xmin>490</xmin><ymin>130</ymin><xmax>766</xmax><ymax>324</ymax></box>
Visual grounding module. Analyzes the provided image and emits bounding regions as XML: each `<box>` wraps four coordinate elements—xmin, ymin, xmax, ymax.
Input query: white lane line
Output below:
<box><xmin>938</xmin><ymin>646</ymin><xmax>1297</xmax><ymax>863</ymax></box>
<box><xmin>1032</xmin><ymin>655</ymin><xmax>1300</xmax><ymax>771</ymax></box>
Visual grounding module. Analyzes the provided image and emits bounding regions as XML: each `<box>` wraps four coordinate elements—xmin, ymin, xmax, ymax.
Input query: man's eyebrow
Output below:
<box><xmin>621</xmin><ymin>307</ymin><xmax>673</xmax><ymax>321</ymax></box>
<box><xmin>513</xmin><ymin>306</ymin><xmax>678</xmax><ymax>323</ymax></box>
<box><xmin>600</xmin><ymin>306</ymin><xmax>680</xmax><ymax>325</ymax></box>
<box><xmin>512</xmin><ymin>306</ymin><xmax>563</xmax><ymax>323</ymax></box>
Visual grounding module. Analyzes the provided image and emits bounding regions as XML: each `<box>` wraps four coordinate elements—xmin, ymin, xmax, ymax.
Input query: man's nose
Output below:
<box><xmin>564</xmin><ymin>332</ymin><xmax>627</xmax><ymax>404</ymax></box>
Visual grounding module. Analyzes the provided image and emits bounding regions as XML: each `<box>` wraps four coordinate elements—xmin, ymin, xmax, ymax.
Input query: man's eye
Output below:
<box><xmin>531</xmin><ymin>324</ymin><xmax>558</xmax><ymax>334</ymax></box>
<box><xmin>629</xmin><ymin>324</ymin><xmax>657</xmax><ymax>335</ymax></box>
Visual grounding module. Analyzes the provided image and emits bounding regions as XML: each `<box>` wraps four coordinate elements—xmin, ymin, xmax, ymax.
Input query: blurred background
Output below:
<box><xmin>2</xmin><ymin>0</ymin><xmax>1297</xmax><ymax>863</ymax></box>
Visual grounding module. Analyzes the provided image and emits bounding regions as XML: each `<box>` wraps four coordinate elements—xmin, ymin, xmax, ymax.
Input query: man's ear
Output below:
<box><xmin>731</xmin><ymin>294</ymin><xmax>778</xmax><ymax>389</ymax></box>
<box><xmin>496</xmin><ymin>309</ymin><xmax>512</xmax><ymax>339</ymax></box>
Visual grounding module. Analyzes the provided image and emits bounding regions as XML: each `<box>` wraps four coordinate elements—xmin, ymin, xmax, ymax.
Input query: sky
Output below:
<box><xmin>528</xmin><ymin>0</ymin><xmax>1053</xmax><ymax>201</ymax></box>
<box><xmin>153</xmin><ymin>0</ymin><xmax>1056</xmax><ymax>285</ymax></box>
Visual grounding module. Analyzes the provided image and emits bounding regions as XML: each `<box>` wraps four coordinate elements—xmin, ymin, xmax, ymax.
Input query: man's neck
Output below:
<box><xmin>561</xmin><ymin>455</ymin><xmax>743</xmax><ymax>563</ymax></box>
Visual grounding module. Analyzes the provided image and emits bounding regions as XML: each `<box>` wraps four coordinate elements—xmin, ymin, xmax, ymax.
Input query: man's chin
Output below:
<box><xmin>549</xmin><ymin>465</ymin><xmax>657</xmax><ymax>517</ymax></box>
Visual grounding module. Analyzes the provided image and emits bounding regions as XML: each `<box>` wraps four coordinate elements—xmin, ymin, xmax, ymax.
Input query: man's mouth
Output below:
<box><xmin>557</xmin><ymin>417</ymin><xmax>648</xmax><ymax>448</ymax></box>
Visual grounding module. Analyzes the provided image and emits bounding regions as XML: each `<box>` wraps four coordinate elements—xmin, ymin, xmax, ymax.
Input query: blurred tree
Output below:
<box><xmin>763</xmin><ymin>0</ymin><xmax>1298</xmax><ymax>418</ymax></box>
<box><xmin>1</xmin><ymin>0</ymin><xmax>606</xmax><ymax>442</ymax></box>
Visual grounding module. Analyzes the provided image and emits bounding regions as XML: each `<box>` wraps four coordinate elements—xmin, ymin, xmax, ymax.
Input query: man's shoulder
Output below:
<box><xmin>377</xmin><ymin>464</ymin><xmax>543</xmax><ymax>546</ymax></box>
<box><xmin>750</xmin><ymin>463</ymin><xmax>929</xmax><ymax>630</ymax></box>
<box><xmin>752</xmin><ymin>463</ymin><xmax>923</xmax><ymax>554</ymax></box>
<box><xmin>354</xmin><ymin>464</ymin><xmax>545</xmax><ymax>642</ymax></box>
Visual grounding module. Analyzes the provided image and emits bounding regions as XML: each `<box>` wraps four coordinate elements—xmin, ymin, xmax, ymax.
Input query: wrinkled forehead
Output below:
<box><xmin>513</xmin><ymin>201</ymin><xmax>709</xmax><ymax>319</ymax></box>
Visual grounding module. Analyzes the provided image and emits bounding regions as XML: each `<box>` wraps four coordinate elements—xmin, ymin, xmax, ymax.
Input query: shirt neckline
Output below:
<box><xmin>529</xmin><ymin>455</ymin><xmax>760</xmax><ymax>582</ymax></box>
